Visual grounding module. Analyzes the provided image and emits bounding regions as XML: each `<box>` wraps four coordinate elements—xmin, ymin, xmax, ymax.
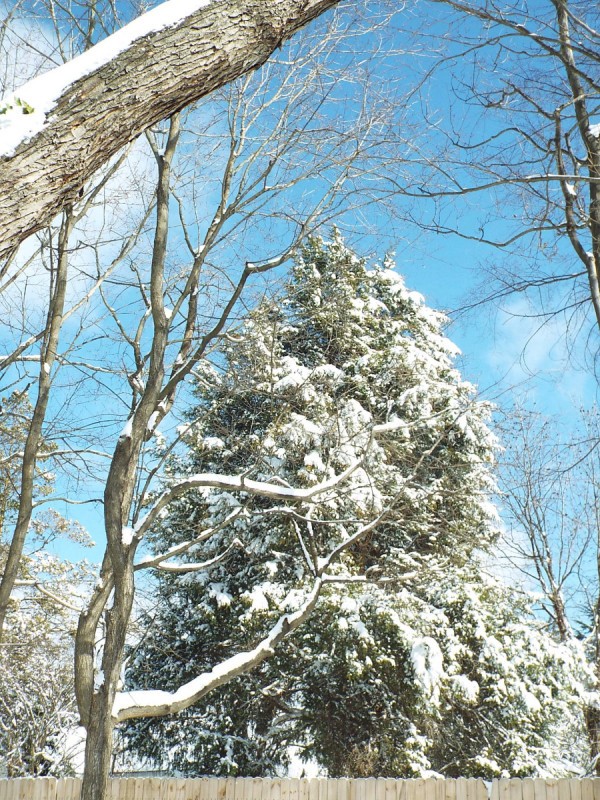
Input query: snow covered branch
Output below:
<box><xmin>112</xmin><ymin>577</ymin><xmax>324</xmax><ymax>721</ymax></box>
<box><xmin>133</xmin><ymin>509</ymin><xmax>243</xmax><ymax>571</ymax></box>
<box><xmin>132</xmin><ymin>458</ymin><xmax>365</xmax><ymax>542</ymax></box>
<box><xmin>0</xmin><ymin>0</ymin><xmax>343</xmax><ymax>258</ymax></box>
<box><xmin>145</xmin><ymin>538</ymin><xmax>243</xmax><ymax>573</ymax></box>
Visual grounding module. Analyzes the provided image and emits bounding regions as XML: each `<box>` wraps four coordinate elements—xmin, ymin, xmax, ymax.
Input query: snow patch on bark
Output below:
<box><xmin>0</xmin><ymin>0</ymin><xmax>215</xmax><ymax>157</ymax></box>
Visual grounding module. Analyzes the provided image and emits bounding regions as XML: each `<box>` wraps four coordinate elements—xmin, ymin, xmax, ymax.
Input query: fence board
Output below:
<box><xmin>580</xmin><ymin>779</ymin><xmax>593</xmax><ymax>800</ymax></box>
<box><xmin>423</xmin><ymin>779</ymin><xmax>436</xmax><ymax>800</ymax></box>
<box><xmin>443</xmin><ymin>779</ymin><xmax>456</xmax><ymax>800</ymax></box>
<box><xmin>546</xmin><ymin>781</ymin><xmax>559</xmax><ymax>800</ymax></box>
<box><xmin>521</xmin><ymin>779</ymin><xmax>534</xmax><ymax>800</ymax></box>
<box><xmin>386</xmin><ymin>778</ymin><xmax>399</xmax><ymax>800</ymax></box>
<box><xmin>307</xmin><ymin>779</ymin><xmax>319</xmax><ymax>800</ymax></box>
<box><xmin>569</xmin><ymin>781</ymin><xmax>581</xmax><ymax>800</ymax></box>
<box><xmin>456</xmin><ymin>777</ymin><xmax>468</xmax><ymax>800</ymax></box>
<box><xmin>558</xmin><ymin>780</ymin><xmax>571</xmax><ymax>800</ymax></box>
<box><xmin>432</xmin><ymin>780</ymin><xmax>443</xmax><ymax>800</ymax></box>
<box><xmin>3</xmin><ymin>778</ymin><xmax>600</xmax><ymax>800</ymax></box>
<box><xmin>534</xmin><ymin>779</ymin><xmax>547</xmax><ymax>800</ymax></box>
<box><xmin>509</xmin><ymin>778</ymin><xmax>523</xmax><ymax>800</ymax></box>
<box><xmin>2</xmin><ymin>780</ymin><xmax>15</xmax><ymax>800</ymax></box>
<box><xmin>290</xmin><ymin>777</ymin><xmax>301</xmax><ymax>800</ymax></box>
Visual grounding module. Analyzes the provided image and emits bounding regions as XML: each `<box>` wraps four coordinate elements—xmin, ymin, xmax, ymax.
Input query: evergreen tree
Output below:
<box><xmin>123</xmin><ymin>233</ymin><xmax>586</xmax><ymax>777</ymax></box>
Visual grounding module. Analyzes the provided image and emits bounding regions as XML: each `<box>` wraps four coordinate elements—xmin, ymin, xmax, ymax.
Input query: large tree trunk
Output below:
<box><xmin>0</xmin><ymin>0</ymin><xmax>342</xmax><ymax>259</ymax></box>
<box><xmin>80</xmin><ymin>564</ymin><xmax>135</xmax><ymax>800</ymax></box>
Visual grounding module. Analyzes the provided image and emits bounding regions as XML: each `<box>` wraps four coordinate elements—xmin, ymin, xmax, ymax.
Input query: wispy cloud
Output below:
<box><xmin>486</xmin><ymin>296</ymin><xmax>595</xmax><ymax>411</ymax></box>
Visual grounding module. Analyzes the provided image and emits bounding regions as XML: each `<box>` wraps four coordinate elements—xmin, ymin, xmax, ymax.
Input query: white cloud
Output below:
<box><xmin>487</xmin><ymin>296</ymin><xmax>594</xmax><ymax>410</ymax></box>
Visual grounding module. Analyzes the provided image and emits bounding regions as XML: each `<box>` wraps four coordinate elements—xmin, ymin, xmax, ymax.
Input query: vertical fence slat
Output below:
<box><xmin>38</xmin><ymin>777</ymin><xmax>56</xmax><ymax>800</ymax></box>
<box><xmin>254</xmin><ymin>775</ymin><xmax>265</xmax><ymax>800</ymax></box>
<box><xmin>522</xmin><ymin>779</ymin><xmax>534</xmax><ymax>800</ymax></box>
<box><xmin>6</xmin><ymin>780</ymin><xmax>19</xmax><ymax>800</ymax></box>
<box><xmin>557</xmin><ymin>779</ymin><xmax>570</xmax><ymax>800</ymax></box>
<box><xmin>186</xmin><ymin>778</ymin><xmax>200</xmax><ymax>800</ymax></box>
<box><xmin>224</xmin><ymin>776</ymin><xmax>236</xmax><ymax>800</ymax></box>
<box><xmin>456</xmin><ymin>777</ymin><xmax>468</xmax><ymax>800</ymax></box>
<box><xmin>204</xmin><ymin>778</ymin><xmax>214</xmax><ymax>800</ymax></box>
<box><xmin>312</xmin><ymin>778</ymin><xmax>323</xmax><ymax>800</ymax></box>
<box><xmin>135</xmin><ymin>778</ymin><xmax>150</xmax><ymax>800</ymax></box>
<box><xmin>35</xmin><ymin>779</ymin><xmax>46</xmax><ymax>800</ymax></box>
<box><xmin>135</xmin><ymin>777</ymin><xmax>147</xmax><ymax>800</ymax></box>
<box><xmin>548</xmin><ymin>781</ymin><xmax>561</xmax><ymax>800</ymax></box>
<box><xmin>147</xmin><ymin>778</ymin><xmax>164</xmax><ymax>800</ymax></box>
<box><xmin>423</xmin><ymin>778</ymin><xmax>437</xmax><ymax>800</ymax></box>
<box><xmin>569</xmin><ymin>779</ymin><xmax>581</xmax><ymax>800</ymax></box>
<box><xmin>534</xmin><ymin>778</ymin><xmax>547</xmax><ymax>800</ymax></box>
<box><xmin>232</xmin><ymin>778</ymin><xmax>245</xmax><ymax>800</ymax></box>
<box><xmin>497</xmin><ymin>778</ymin><xmax>511</xmax><ymax>800</ymax></box>
<box><xmin>271</xmin><ymin>776</ymin><xmax>283</xmax><ymax>800</ymax></box>
<box><xmin>509</xmin><ymin>777</ymin><xmax>524</xmax><ymax>800</ymax></box>
<box><xmin>292</xmin><ymin>777</ymin><xmax>302</xmax><ymax>800</ymax></box>
<box><xmin>207</xmin><ymin>777</ymin><xmax>219</xmax><ymax>800</ymax></box>
<box><xmin>364</xmin><ymin>777</ymin><xmax>377</xmax><ymax>800</ymax></box>
<box><xmin>348</xmin><ymin>777</ymin><xmax>357</xmax><ymax>800</ymax></box>
<box><xmin>356</xmin><ymin>779</ymin><xmax>367</xmax><ymax>800</ymax></box>
<box><xmin>443</xmin><ymin>778</ymin><xmax>456</xmax><ymax>800</ymax></box>
<box><xmin>384</xmin><ymin>778</ymin><xmax>397</xmax><ymax>800</ymax></box>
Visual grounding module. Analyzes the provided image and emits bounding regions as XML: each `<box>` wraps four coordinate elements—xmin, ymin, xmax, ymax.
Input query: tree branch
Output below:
<box><xmin>0</xmin><ymin>0</ymin><xmax>343</xmax><ymax>258</ymax></box>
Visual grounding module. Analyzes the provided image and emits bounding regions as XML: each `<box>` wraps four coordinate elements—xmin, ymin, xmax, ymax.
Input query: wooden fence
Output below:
<box><xmin>0</xmin><ymin>777</ymin><xmax>599</xmax><ymax>800</ymax></box>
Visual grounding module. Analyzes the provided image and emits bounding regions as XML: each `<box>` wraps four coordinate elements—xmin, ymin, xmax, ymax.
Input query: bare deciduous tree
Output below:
<box><xmin>500</xmin><ymin>409</ymin><xmax>600</xmax><ymax>773</ymax></box>
<box><xmin>402</xmin><ymin>0</ymin><xmax>600</xmax><ymax>360</ymax></box>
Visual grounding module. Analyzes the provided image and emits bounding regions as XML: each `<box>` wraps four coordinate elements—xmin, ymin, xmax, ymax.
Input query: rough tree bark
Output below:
<box><xmin>0</xmin><ymin>0</ymin><xmax>343</xmax><ymax>259</ymax></box>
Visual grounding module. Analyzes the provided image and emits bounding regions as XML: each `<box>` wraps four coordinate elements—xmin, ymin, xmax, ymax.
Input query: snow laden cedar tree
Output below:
<box><xmin>122</xmin><ymin>232</ymin><xmax>587</xmax><ymax>777</ymax></box>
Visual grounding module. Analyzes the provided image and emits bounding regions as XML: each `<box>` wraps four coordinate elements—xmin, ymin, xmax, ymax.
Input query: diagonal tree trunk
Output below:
<box><xmin>0</xmin><ymin>0</ymin><xmax>342</xmax><ymax>259</ymax></box>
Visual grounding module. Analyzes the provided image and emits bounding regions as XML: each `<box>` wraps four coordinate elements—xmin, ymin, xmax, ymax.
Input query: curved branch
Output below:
<box><xmin>112</xmin><ymin>576</ymin><xmax>323</xmax><ymax>721</ymax></box>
